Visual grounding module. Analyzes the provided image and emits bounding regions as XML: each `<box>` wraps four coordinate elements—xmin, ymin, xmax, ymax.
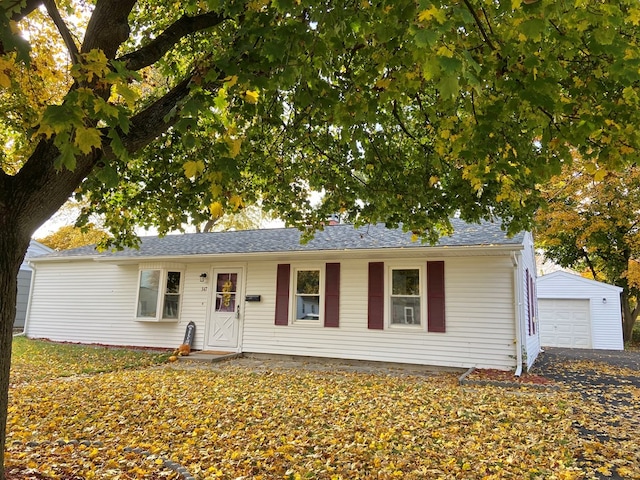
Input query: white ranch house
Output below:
<box><xmin>25</xmin><ymin>220</ymin><xmax>541</xmax><ymax>372</ymax></box>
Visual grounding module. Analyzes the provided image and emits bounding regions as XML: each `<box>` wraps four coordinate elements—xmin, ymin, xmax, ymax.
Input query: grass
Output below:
<box><xmin>10</xmin><ymin>336</ymin><xmax>172</xmax><ymax>385</ymax></box>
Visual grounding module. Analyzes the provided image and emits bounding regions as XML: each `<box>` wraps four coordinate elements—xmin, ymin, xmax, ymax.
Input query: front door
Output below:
<box><xmin>207</xmin><ymin>269</ymin><xmax>243</xmax><ymax>350</ymax></box>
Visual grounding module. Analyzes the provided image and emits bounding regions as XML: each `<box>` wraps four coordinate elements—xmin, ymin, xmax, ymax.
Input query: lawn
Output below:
<box><xmin>5</xmin><ymin>339</ymin><xmax>639</xmax><ymax>479</ymax></box>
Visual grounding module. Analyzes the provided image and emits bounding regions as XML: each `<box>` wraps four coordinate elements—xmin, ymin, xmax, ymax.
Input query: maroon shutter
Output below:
<box><xmin>324</xmin><ymin>263</ymin><xmax>340</xmax><ymax>327</ymax></box>
<box><xmin>368</xmin><ymin>262</ymin><xmax>384</xmax><ymax>330</ymax></box>
<box><xmin>427</xmin><ymin>261</ymin><xmax>446</xmax><ymax>333</ymax></box>
<box><xmin>526</xmin><ymin>269</ymin><xmax>532</xmax><ymax>335</ymax></box>
<box><xmin>529</xmin><ymin>272</ymin><xmax>537</xmax><ymax>335</ymax></box>
<box><xmin>275</xmin><ymin>264</ymin><xmax>290</xmax><ymax>325</ymax></box>
<box><xmin>532</xmin><ymin>277</ymin><xmax>538</xmax><ymax>334</ymax></box>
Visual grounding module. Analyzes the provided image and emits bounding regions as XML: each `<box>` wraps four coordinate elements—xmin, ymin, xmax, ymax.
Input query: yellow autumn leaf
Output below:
<box><xmin>229</xmin><ymin>194</ymin><xmax>244</xmax><ymax>210</ymax></box>
<box><xmin>374</xmin><ymin>78</ymin><xmax>391</xmax><ymax>90</ymax></box>
<box><xmin>226</xmin><ymin>137</ymin><xmax>242</xmax><ymax>158</ymax></box>
<box><xmin>593</xmin><ymin>168</ymin><xmax>607</xmax><ymax>182</ymax></box>
<box><xmin>74</xmin><ymin>127</ymin><xmax>102</xmax><ymax>154</ymax></box>
<box><xmin>223</xmin><ymin>75</ymin><xmax>238</xmax><ymax>88</ymax></box>
<box><xmin>243</xmin><ymin>89</ymin><xmax>260</xmax><ymax>104</ymax></box>
<box><xmin>183</xmin><ymin>160</ymin><xmax>204</xmax><ymax>179</ymax></box>
<box><xmin>417</xmin><ymin>5</ymin><xmax>445</xmax><ymax>24</ymax></box>
<box><xmin>209</xmin><ymin>201</ymin><xmax>224</xmax><ymax>218</ymax></box>
<box><xmin>0</xmin><ymin>72</ymin><xmax>11</xmax><ymax>88</ymax></box>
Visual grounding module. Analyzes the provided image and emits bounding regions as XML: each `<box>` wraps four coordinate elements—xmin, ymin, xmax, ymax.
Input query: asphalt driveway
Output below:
<box><xmin>532</xmin><ymin>348</ymin><xmax>640</xmax><ymax>479</ymax></box>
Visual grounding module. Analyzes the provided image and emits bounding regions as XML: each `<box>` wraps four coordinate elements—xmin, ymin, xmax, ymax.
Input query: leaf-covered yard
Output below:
<box><xmin>6</xmin><ymin>340</ymin><xmax>640</xmax><ymax>479</ymax></box>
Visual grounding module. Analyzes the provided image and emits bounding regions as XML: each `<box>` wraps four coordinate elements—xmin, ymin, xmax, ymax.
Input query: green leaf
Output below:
<box><xmin>594</xmin><ymin>27</ymin><xmax>615</xmax><ymax>46</ymax></box>
<box><xmin>56</xmin><ymin>142</ymin><xmax>77</xmax><ymax>171</ymax></box>
<box><xmin>520</xmin><ymin>18</ymin><xmax>546</xmax><ymax>42</ymax></box>
<box><xmin>108</xmin><ymin>131</ymin><xmax>128</xmax><ymax>160</ymax></box>
<box><xmin>414</xmin><ymin>29</ymin><xmax>439</xmax><ymax>47</ymax></box>
<box><xmin>438</xmin><ymin>76</ymin><xmax>459</xmax><ymax>98</ymax></box>
<box><xmin>439</xmin><ymin>56</ymin><xmax>462</xmax><ymax>75</ymax></box>
<box><xmin>95</xmin><ymin>164</ymin><xmax>119</xmax><ymax>188</ymax></box>
<box><xmin>182</xmin><ymin>133</ymin><xmax>196</xmax><ymax>149</ymax></box>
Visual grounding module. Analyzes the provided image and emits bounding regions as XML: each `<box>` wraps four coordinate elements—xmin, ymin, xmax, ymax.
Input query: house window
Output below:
<box><xmin>390</xmin><ymin>268</ymin><xmax>421</xmax><ymax>325</ymax></box>
<box><xmin>136</xmin><ymin>269</ymin><xmax>183</xmax><ymax>321</ymax></box>
<box><xmin>275</xmin><ymin>263</ymin><xmax>340</xmax><ymax>327</ymax></box>
<box><xmin>294</xmin><ymin>269</ymin><xmax>321</xmax><ymax>321</ymax></box>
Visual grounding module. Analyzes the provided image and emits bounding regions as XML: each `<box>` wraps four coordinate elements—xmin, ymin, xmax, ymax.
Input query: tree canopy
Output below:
<box><xmin>536</xmin><ymin>159</ymin><xmax>640</xmax><ymax>343</ymax></box>
<box><xmin>36</xmin><ymin>223</ymin><xmax>107</xmax><ymax>250</ymax></box>
<box><xmin>2</xmin><ymin>0</ymin><xmax>639</xmax><ymax>246</ymax></box>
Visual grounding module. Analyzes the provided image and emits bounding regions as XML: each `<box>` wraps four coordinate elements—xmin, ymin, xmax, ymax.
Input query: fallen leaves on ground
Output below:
<box><xmin>7</xmin><ymin>342</ymin><xmax>640</xmax><ymax>479</ymax></box>
<box><xmin>9</xmin><ymin>364</ymin><xmax>584</xmax><ymax>479</ymax></box>
<box><xmin>5</xmin><ymin>442</ymin><xmax>180</xmax><ymax>480</ymax></box>
<box><xmin>465</xmin><ymin>369</ymin><xmax>555</xmax><ymax>385</ymax></box>
<box><xmin>10</xmin><ymin>337</ymin><xmax>171</xmax><ymax>385</ymax></box>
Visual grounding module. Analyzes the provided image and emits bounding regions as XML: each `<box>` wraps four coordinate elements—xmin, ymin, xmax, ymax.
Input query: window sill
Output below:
<box><xmin>292</xmin><ymin>319</ymin><xmax>323</xmax><ymax>326</ymax></box>
<box><xmin>135</xmin><ymin>317</ymin><xmax>180</xmax><ymax>323</ymax></box>
<box><xmin>388</xmin><ymin>323</ymin><xmax>424</xmax><ymax>330</ymax></box>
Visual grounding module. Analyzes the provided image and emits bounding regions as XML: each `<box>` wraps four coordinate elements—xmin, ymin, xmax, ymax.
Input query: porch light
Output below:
<box><xmin>199</xmin><ymin>273</ymin><xmax>208</xmax><ymax>283</ymax></box>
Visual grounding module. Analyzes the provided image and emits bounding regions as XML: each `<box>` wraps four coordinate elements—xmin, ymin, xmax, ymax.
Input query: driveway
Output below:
<box><xmin>532</xmin><ymin>348</ymin><xmax>640</xmax><ymax>479</ymax></box>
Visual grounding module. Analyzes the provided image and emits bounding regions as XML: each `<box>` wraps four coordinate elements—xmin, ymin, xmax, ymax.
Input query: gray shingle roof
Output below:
<box><xmin>36</xmin><ymin>219</ymin><xmax>524</xmax><ymax>260</ymax></box>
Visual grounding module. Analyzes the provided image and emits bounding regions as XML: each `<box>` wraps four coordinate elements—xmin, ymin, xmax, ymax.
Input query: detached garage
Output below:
<box><xmin>537</xmin><ymin>271</ymin><xmax>623</xmax><ymax>350</ymax></box>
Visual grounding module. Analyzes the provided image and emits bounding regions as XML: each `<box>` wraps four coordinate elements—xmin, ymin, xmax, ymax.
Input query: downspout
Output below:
<box><xmin>512</xmin><ymin>252</ymin><xmax>523</xmax><ymax>377</ymax></box>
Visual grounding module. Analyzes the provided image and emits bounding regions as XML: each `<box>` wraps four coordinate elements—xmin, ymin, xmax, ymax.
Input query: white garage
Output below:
<box><xmin>537</xmin><ymin>271</ymin><xmax>623</xmax><ymax>350</ymax></box>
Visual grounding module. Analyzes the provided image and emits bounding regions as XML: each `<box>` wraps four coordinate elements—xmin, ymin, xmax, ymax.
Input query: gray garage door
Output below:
<box><xmin>539</xmin><ymin>299</ymin><xmax>592</xmax><ymax>348</ymax></box>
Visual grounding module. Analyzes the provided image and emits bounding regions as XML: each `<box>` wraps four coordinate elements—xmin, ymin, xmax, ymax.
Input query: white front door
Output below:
<box><xmin>207</xmin><ymin>269</ymin><xmax>243</xmax><ymax>350</ymax></box>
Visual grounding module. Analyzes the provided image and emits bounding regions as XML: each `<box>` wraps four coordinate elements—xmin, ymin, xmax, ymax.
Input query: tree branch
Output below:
<box><xmin>117</xmin><ymin>11</ymin><xmax>228</xmax><ymax>71</ymax></box>
<box><xmin>462</xmin><ymin>0</ymin><xmax>496</xmax><ymax>51</ymax></box>
<box><xmin>82</xmin><ymin>0</ymin><xmax>136</xmax><ymax>58</ymax></box>
<box><xmin>43</xmin><ymin>0</ymin><xmax>80</xmax><ymax>64</ymax></box>
<box><xmin>580</xmin><ymin>248</ymin><xmax>599</xmax><ymax>280</ymax></box>
<box><xmin>7</xmin><ymin>0</ymin><xmax>43</xmax><ymax>21</ymax></box>
<box><xmin>120</xmin><ymin>72</ymin><xmax>213</xmax><ymax>154</ymax></box>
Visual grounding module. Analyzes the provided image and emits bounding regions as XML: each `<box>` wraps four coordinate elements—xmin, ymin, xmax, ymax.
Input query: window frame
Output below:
<box><xmin>292</xmin><ymin>266</ymin><xmax>324</xmax><ymax>325</ymax></box>
<box><xmin>135</xmin><ymin>267</ymin><xmax>184</xmax><ymax>322</ymax></box>
<box><xmin>387</xmin><ymin>264</ymin><xmax>425</xmax><ymax>329</ymax></box>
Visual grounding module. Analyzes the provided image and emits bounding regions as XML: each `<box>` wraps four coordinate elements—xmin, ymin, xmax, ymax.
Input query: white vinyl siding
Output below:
<box><xmin>242</xmin><ymin>256</ymin><xmax>518</xmax><ymax>370</ymax></box>
<box><xmin>27</xmin><ymin>262</ymin><xmax>210</xmax><ymax>349</ymax></box>
<box><xmin>520</xmin><ymin>233</ymin><xmax>541</xmax><ymax>369</ymax></box>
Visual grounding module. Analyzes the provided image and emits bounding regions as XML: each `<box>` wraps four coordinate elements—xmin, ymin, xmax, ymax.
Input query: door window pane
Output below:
<box><xmin>216</xmin><ymin>273</ymin><xmax>237</xmax><ymax>312</ymax></box>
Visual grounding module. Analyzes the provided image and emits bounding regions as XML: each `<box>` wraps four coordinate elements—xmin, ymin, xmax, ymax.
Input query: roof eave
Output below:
<box><xmin>27</xmin><ymin>243</ymin><xmax>523</xmax><ymax>265</ymax></box>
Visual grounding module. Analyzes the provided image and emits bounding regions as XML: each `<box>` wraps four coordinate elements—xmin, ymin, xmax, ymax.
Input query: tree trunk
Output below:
<box><xmin>0</xmin><ymin>230</ymin><xmax>31</xmax><ymax>480</ymax></box>
<box><xmin>620</xmin><ymin>291</ymin><xmax>639</xmax><ymax>344</ymax></box>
